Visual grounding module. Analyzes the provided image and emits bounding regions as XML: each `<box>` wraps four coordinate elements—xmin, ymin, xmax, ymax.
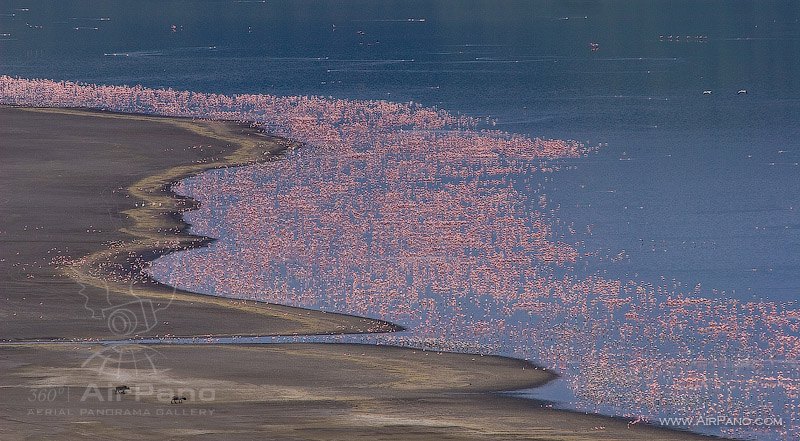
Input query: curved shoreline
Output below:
<box><xmin>51</xmin><ymin>106</ymin><xmax>403</xmax><ymax>337</ymax></box>
<box><xmin>0</xmin><ymin>105</ymin><xmax>722</xmax><ymax>440</ymax></box>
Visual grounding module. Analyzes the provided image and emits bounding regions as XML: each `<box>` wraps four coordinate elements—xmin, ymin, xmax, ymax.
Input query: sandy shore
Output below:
<box><xmin>1</xmin><ymin>105</ymin><xmax>396</xmax><ymax>340</ymax></box>
<box><xmin>0</xmin><ymin>106</ymin><xmax>715</xmax><ymax>440</ymax></box>
<box><xmin>1</xmin><ymin>342</ymin><xmax>713</xmax><ymax>441</ymax></box>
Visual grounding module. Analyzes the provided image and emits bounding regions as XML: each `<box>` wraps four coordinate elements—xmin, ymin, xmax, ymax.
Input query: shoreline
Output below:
<box><xmin>0</xmin><ymin>105</ymin><xmax>719</xmax><ymax>440</ymax></box>
<box><xmin>54</xmin><ymin>105</ymin><xmax>404</xmax><ymax>337</ymax></box>
<box><xmin>1</xmin><ymin>105</ymin><xmax>399</xmax><ymax>341</ymax></box>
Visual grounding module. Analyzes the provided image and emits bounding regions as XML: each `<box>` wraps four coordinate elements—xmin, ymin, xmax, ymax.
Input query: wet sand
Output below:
<box><xmin>0</xmin><ymin>105</ymin><xmax>395</xmax><ymax>340</ymax></box>
<box><xmin>1</xmin><ymin>342</ymin><xmax>712</xmax><ymax>441</ymax></box>
<box><xmin>0</xmin><ymin>106</ymin><xmax>715</xmax><ymax>440</ymax></box>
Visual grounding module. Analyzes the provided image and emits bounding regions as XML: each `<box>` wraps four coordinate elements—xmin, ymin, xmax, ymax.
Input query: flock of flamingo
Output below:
<box><xmin>1</xmin><ymin>76</ymin><xmax>798</xmax><ymax>440</ymax></box>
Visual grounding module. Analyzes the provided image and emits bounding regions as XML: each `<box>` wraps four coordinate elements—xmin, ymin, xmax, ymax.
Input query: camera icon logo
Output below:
<box><xmin>73</xmin><ymin>269</ymin><xmax>175</xmax><ymax>337</ymax></box>
<box><xmin>102</xmin><ymin>298</ymin><xmax>161</xmax><ymax>337</ymax></box>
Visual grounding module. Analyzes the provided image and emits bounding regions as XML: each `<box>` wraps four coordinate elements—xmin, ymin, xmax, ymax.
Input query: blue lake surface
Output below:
<box><xmin>2</xmin><ymin>1</ymin><xmax>798</xmax><ymax>303</ymax></box>
<box><xmin>2</xmin><ymin>1</ymin><xmax>799</xmax><ymax>439</ymax></box>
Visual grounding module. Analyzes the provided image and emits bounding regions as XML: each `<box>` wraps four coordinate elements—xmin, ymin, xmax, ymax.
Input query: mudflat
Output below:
<box><xmin>0</xmin><ymin>105</ymin><xmax>394</xmax><ymax>340</ymax></box>
<box><xmin>0</xmin><ymin>106</ymin><xmax>712</xmax><ymax>440</ymax></box>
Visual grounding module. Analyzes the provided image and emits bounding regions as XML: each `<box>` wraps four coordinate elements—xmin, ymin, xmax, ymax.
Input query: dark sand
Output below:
<box><xmin>0</xmin><ymin>106</ymin><xmax>715</xmax><ymax>440</ymax></box>
<box><xmin>0</xmin><ymin>106</ymin><xmax>395</xmax><ymax>340</ymax></box>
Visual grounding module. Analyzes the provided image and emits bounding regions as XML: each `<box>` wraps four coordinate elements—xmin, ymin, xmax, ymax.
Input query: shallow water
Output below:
<box><xmin>2</xmin><ymin>1</ymin><xmax>800</xmax><ymax>440</ymax></box>
<box><xmin>2</xmin><ymin>1</ymin><xmax>799</xmax><ymax>304</ymax></box>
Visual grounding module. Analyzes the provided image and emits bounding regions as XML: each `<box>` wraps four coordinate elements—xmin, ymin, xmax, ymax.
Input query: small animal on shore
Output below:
<box><xmin>114</xmin><ymin>385</ymin><xmax>130</xmax><ymax>395</ymax></box>
<box><xmin>171</xmin><ymin>395</ymin><xmax>188</xmax><ymax>404</ymax></box>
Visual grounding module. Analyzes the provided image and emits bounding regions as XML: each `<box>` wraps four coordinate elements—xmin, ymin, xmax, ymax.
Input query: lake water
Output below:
<box><xmin>2</xmin><ymin>1</ymin><xmax>799</xmax><ymax>439</ymax></box>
